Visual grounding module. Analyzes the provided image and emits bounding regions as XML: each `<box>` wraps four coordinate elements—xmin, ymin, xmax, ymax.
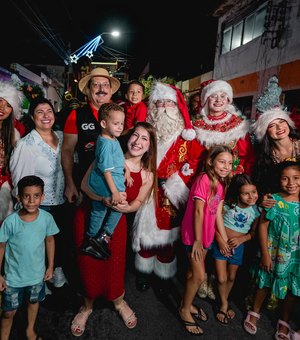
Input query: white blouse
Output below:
<box><xmin>10</xmin><ymin>129</ymin><xmax>65</xmax><ymax>206</ymax></box>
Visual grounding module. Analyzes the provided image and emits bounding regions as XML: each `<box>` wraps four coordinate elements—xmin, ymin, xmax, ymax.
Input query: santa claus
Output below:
<box><xmin>132</xmin><ymin>81</ymin><xmax>204</xmax><ymax>291</ymax></box>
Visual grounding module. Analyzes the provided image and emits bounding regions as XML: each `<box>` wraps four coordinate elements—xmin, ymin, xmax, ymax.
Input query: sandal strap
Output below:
<box><xmin>277</xmin><ymin>320</ymin><xmax>290</xmax><ymax>330</ymax></box>
<box><xmin>248</xmin><ymin>310</ymin><xmax>260</xmax><ymax>319</ymax></box>
<box><xmin>72</xmin><ymin>307</ymin><xmax>93</xmax><ymax>327</ymax></box>
<box><xmin>117</xmin><ymin>300</ymin><xmax>137</xmax><ymax>327</ymax></box>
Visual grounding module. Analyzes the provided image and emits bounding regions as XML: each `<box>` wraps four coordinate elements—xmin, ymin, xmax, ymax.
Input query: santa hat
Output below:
<box><xmin>200</xmin><ymin>80</ymin><xmax>233</xmax><ymax>108</ymax></box>
<box><xmin>149</xmin><ymin>81</ymin><xmax>196</xmax><ymax>140</ymax></box>
<box><xmin>252</xmin><ymin>107</ymin><xmax>295</xmax><ymax>142</ymax></box>
<box><xmin>0</xmin><ymin>80</ymin><xmax>24</xmax><ymax>120</ymax></box>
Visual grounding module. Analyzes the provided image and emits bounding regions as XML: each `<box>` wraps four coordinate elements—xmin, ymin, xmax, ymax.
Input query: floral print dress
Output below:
<box><xmin>256</xmin><ymin>193</ymin><xmax>300</xmax><ymax>299</ymax></box>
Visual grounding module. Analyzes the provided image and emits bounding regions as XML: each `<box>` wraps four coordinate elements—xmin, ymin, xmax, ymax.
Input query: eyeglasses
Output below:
<box><xmin>155</xmin><ymin>99</ymin><xmax>176</xmax><ymax>107</ymax></box>
<box><xmin>91</xmin><ymin>82</ymin><xmax>111</xmax><ymax>89</ymax></box>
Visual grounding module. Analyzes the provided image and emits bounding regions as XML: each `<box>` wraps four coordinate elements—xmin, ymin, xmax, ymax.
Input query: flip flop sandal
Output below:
<box><xmin>71</xmin><ymin>306</ymin><xmax>93</xmax><ymax>337</ymax></box>
<box><xmin>191</xmin><ymin>305</ymin><xmax>209</xmax><ymax>322</ymax></box>
<box><xmin>179</xmin><ymin>315</ymin><xmax>204</xmax><ymax>336</ymax></box>
<box><xmin>243</xmin><ymin>310</ymin><xmax>260</xmax><ymax>335</ymax></box>
<box><xmin>216</xmin><ymin>310</ymin><xmax>229</xmax><ymax>326</ymax></box>
<box><xmin>117</xmin><ymin>300</ymin><xmax>137</xmax><ymax>329</ymax></box>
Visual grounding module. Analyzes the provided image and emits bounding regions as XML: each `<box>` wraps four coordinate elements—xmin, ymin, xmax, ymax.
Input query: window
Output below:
<box><xmin>221</xmin><ymin>2</ymin><xmax>267</xmax><ymax>54</ymax></box>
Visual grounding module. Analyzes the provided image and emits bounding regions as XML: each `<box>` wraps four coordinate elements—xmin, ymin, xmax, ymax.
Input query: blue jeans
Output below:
<box><xmin>88</xmin><ymin>200</ymin><xmax>122</xmax><ymax>237</ymax></box>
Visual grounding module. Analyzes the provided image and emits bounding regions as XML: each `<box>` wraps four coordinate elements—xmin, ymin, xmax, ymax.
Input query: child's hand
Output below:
<box><xmin>260</xmin><ymin>254</ymin><xmax>272</xmax><ymax>272</ymax></box>
<box><xmin>0</xmin><ymin>275</ymin><xmax>7</xmax><ymax>291</ymax></box>
<box><xmin>218</xmin><ymin>240</ymin><xmax>231</xmax><ymax>257</ymax></box>
<box><xmin>260</xmin><ymin>194</ymin><xmax>276</xmax><ymax>208</ymax></box>
<box><xmin>191</xmin><ymin>240</ymin><xmax>204</xmax><ymax>261</ymax></box>
<box><xmin>44</xmin><ymin>267</ymin><xmax>54</xmax><ymax>281</ymax></box>
<box><xmin>125</xmin><ymin>173</ymin><xmax>134</xmax><ymax>187</ymax></box>
<box><xmin>228</xmin><ymin>236</ymin><xmax>242</xmax><ymax>248</ymax></box>
<box><xmin>111</xmin><ymin>191</ymin><xmax>122</xmax><ymax>205</ymax></box>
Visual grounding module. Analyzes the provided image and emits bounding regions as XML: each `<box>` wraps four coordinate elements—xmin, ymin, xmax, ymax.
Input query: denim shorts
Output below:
<box><xmin>1</xmin><ymin>281</ymin><xmax>45</xmax><ymax>312</ymax></box>
<box><xmin>183</xmin><ymin>243</ymin><xmax>212</xmax><ymax>253</ymax></box>
<box><xmin>211</xmin><ymin>241</ymin><xmax>244</xmax><ymax>266</ymax></box>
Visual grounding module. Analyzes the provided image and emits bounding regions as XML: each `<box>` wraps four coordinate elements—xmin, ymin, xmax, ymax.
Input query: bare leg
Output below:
<box><xmin>0</xmin><ymin>310</ymin><xmax>17</xmax><ymax>340</ymax></box>
<box><xmin>179</xmin><ymin>252</ymin><xmax>206</xmax><ymax>335</ymax></box>
<box><xmin>248</xmin><ymin>287</ymin><xmax>269</xmax><ymax>326</ymax></box>
<box><xmin>70</xmin><ymin>297</ymin><xmax>94</xmax><ymax>336</ymax></box>
<box><xmin>113</xmin><ymin>292</ymin><xmax>137</xmax><ymax>328</ymax></box>
<box><xmin>26</xmin><ymin>302</ymin><xmax>39</xmax><ymax>340</ymax></box>
<box><xmin>277</xmin><ymin>294</ymin><xmax>296</xmax><ymax>336</ymax></box>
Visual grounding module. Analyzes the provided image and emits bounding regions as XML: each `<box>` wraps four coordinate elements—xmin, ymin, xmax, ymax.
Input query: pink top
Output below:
<box><xmin>181</xmin><ymin>173</ymin><xmax>224</xmax><ymax>248</ymax></box>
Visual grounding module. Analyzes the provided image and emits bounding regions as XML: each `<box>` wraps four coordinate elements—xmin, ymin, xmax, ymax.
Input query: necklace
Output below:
<box><xmin>272</xmin><ymin>140</ymin><xmax>295</xmax><ymax>164</ymax></box>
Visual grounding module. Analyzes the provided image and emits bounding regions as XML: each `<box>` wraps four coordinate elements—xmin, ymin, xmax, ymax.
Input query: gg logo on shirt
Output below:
<box><xmin>81</xmin><ymin>123</ymin><xmax>95</xmax><ymax>130</ymax></box>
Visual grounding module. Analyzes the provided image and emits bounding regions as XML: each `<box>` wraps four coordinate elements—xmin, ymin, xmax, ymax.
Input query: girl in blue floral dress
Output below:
<box><xmin>243</xmin><ymin>161</ymin><xmax>300</xmax><ymax>340</ymax></box>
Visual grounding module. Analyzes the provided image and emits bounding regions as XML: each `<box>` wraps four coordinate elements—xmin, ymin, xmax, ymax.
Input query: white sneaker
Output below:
<box><xmin>53</xmin><ymin>267</ymin><xmax>68</xmax><ymax>288</ymax></box>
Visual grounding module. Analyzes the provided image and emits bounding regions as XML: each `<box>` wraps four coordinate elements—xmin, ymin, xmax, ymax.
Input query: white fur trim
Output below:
<box><xmin>0</xmin><ymin>80</ymin><xmax>24</xmax><ymax>120</ymax></box>
<box><xmin>0</xmin><ymin>181</ymin><xmax>13</xmax><ymax>223</ymax></box>
<box><xmin>149</xmin><ymin>81</ymin><xmax>176</xmax><ymax>103</ymax></box>
<box><xmin>194</xmin><ymin>117</ymin><xmax>250</xmax><ymax>147</ymax></box>
<box><xmin>252</xmin><ymin>108</ymin><xmax>295</xmax><ymax>142</ymax></box>
<box><xmin>157</xmin><ymin>136</ymin><xmax>179</xmax><ymax>166</ymax></box>
<box><xmin>135</xmin><ymin>253</ymin><xmax>155</xmax><ymax>274</ymax></box>
<box><xmin>201</xmin><ymin>80</ymin><xmax>233</xmax><ymax>107</ymax></box>
<box><xmin>154</xmin><ymin>256</ymin><xmax>177</xmax><ymax>279</ymax></box>
<box><xmin>132</xmin><ymin>196</ymin><xmax>180</xmax><ymax>251</ymax></box>
<box><xmin>181</xmin><ymin>128</ymin><xmax>196</xmax><ymax>141</ymax></box>
<box><xmin>163</xmin><ymin>172</ymin><xmax>189</xmax><ymax>209</ymax></box>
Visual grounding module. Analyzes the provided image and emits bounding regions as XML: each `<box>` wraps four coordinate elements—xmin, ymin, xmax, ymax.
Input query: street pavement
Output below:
<box><xmin>7</xmin><ymin>247</ymin><xmax>300</xmax><ymax>340</ymax></box>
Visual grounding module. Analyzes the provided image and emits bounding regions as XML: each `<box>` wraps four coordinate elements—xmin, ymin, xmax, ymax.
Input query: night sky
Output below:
<box><xmin>4</xmin><ymin>0</ymin><xmax>220</xmax><ymax>80</ymax></box>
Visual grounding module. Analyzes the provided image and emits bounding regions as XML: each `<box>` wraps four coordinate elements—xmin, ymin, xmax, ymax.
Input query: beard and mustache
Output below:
<box><xmin>147</xmin><ymin>106</ymin><xmax>185</xmax><ymax>143</ymax></box>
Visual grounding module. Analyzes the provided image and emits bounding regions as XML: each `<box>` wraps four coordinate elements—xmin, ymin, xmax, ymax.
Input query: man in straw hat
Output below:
<box><xmin>62</xmin><ymin>68</ymin><xmax>120</xmax><ymax>204</ymax></box>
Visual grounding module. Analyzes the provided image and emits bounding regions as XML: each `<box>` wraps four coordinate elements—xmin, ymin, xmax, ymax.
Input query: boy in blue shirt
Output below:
<box><xmin>82</xmin><ymin>103</ymin><xmax>130</xmax><ymax>260</ymax></box>
<box><xmin>0</xmin><ymin>175</ymin><xmax>59</xmax><ymax>340</ymax></box>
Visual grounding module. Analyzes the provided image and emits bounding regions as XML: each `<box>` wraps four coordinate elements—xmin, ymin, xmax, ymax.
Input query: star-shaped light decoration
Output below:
<box><xmin>69</xmin><ymin>31</ymin><xmax>120</xmax><ymax>64</ymax></box>
<box><xmin>86</xmin><ymin>50</ymin><xmax>94</xmax><ymax>58</ymax></box>
<box><xmin>70</xmin><ymin>54</ymin><xmax>79</xmax><ymax>64</ymax></box>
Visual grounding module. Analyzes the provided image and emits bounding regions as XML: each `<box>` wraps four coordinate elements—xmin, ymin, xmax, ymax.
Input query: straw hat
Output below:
<box><xmin>78</xmin><ymin>68</ymin><xmax>120</xmax><ymax>95</ymax></box>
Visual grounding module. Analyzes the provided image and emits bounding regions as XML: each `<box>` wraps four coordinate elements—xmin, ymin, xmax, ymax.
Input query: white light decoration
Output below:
<box><xmin>69</xmin><ymin>31</ymin><xmax>120</xmax><ymax>64</ymax></box>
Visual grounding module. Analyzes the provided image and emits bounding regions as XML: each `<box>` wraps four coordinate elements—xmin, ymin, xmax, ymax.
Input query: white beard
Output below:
<box><xmin>147</xmin><ymin>106</ymin><xmax>184</xmax><ymax>143</ymax></box>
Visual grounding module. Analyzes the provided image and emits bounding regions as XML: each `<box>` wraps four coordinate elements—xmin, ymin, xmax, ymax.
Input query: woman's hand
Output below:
<box><xmin>191</xmin><ymin>240</ymin><xmax>204</xmax><ymax>261</ymax></box>
<box><xmin>110</xmin><ymin>200</ymin><xmax>130</xmax><ymax>213</ymax></box>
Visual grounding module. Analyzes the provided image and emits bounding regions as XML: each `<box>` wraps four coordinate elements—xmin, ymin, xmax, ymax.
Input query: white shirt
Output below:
<box><xmin>10</xmin><ymin>129</ymin><xmax>65</xmax><ymax>205</ymax></box>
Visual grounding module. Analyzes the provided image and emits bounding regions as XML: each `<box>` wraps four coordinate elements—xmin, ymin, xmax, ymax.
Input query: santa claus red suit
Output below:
<box><xmin>132</xmin><ymin>82</ymin><xmax>204</xmax><ymax>283</ymax></box>
<box><xmin>193</xmin><ymin>80</ymin><xmax>256</xmax><ymax>175</ymax></box>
